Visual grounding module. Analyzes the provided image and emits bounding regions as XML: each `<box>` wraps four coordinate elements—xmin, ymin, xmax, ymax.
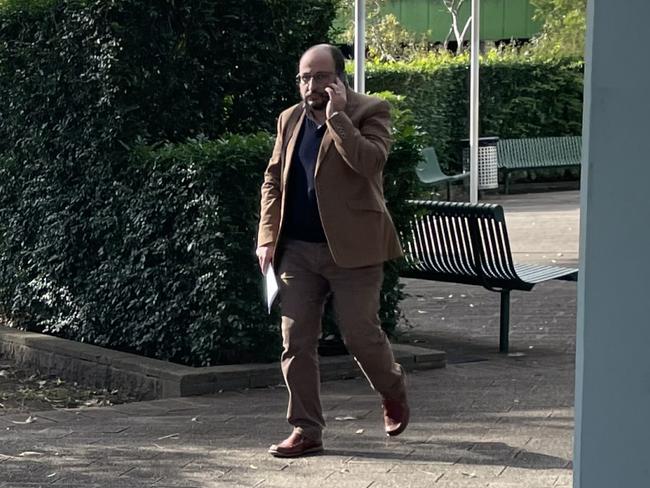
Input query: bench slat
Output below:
<box><xmin>514</xmin><ymin>263</ymin><xmax>578</xmax><ymax>283</ymax></box>
<box><xmin>497</xmin><ymin>136</ymin><xmax>582</xmax><ymax>170</ymax></box>
<box><xmin>401</xmin><ymin>201</ymin><xmax>578</xmax><ymax>352</ymax></box>
<box><xmin>402</xmin><ymin>201</ymin><xmax>578</xmax><ymax>289</ymax></box>
<box><xmin>479</xmin><ymin>217</ymin><xmax>518</xmax><ymax>282</ymax></box>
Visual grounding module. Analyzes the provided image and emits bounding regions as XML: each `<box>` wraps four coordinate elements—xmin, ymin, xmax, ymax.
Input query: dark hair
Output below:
<box><xmin>327</xmin><ymin>45</ymin><xmax>347</xmax><ymax>82</ymax></box>
<box><xmin>300</xmin><ymin>44</ymin><xmax>348</xmax><ymax>86</ymax></box>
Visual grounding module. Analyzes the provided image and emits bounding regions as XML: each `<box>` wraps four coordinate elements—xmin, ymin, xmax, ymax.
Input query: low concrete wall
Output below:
<box><xmin>0</xmin><ymin>326</ymin><xmax>445</xmax><ymax>400</ymax></box>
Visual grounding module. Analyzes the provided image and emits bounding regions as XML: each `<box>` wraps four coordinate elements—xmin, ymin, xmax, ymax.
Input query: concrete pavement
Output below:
<box><xmin>0</xmin><ymin>191</ymin><xmax>580</xmax><ymax>487</ymax></box>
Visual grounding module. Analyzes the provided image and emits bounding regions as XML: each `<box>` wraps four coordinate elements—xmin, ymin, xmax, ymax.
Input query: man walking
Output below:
<box><xmin>256</xmin><ymin>44</ymin><xmax>409</xmax><ymax>458</ymax></box>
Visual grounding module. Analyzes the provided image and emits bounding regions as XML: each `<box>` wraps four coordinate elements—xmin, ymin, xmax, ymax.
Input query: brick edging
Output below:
<box><xmin>0</xmin><ymin>326</ymin><xmax>445</xmax><ymax>400</ymax></box>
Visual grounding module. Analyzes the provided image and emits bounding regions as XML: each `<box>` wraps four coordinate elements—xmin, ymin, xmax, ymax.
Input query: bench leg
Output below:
<box><xmin>499</xmin><ymin>290</ymin><xmax>510</xmax><ymax>353</ymax></box>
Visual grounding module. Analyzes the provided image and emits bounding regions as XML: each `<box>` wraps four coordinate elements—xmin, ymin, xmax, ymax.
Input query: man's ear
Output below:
<box><xmin>337</xmin><ymin>72</ymin><xmax>349</xmax><ymax>87</ymax></box>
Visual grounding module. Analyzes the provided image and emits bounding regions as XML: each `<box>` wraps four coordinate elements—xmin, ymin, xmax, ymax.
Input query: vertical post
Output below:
<box><xmin>354</xmin><ymin>0</ymin><xmax>365</xmax><ymax>94</ymax></box>
<box><xmin>574</xmin><ymin>2</ymin><xmax>650</xmax><ymax>486</ymax></box>
<box><xmin>469</xmin><ymin>0</ymin><xmax>480</xmax><ymax>204</ymax></box>
<box><xmin>499</xmin><ymin>289</ymin><xmax>510</xmax><ymax>353</ymax></box>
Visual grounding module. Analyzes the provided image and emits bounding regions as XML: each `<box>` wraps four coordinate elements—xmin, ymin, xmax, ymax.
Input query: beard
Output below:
<box><xmin>304</xmin><ymin>91</ymin><xmax>328</xmax><ymax>111</ymax></box>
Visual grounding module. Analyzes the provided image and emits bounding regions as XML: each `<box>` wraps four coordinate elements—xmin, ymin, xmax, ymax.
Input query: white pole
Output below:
<box><xmin>354</xmin><ymin>0</ymin><xmax>365</xmax><ymax>93</ymax></box>
<box><xmin>469</xmin><ymin>0</ymin><xmax>480</xmax><ymax>203</ymax></box>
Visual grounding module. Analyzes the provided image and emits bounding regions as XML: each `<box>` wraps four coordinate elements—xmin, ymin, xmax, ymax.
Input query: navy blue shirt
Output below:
<box><xmin>283</xmin><ymin>116</ymin><xmax>327</xmax><ymax>243</ymax></box>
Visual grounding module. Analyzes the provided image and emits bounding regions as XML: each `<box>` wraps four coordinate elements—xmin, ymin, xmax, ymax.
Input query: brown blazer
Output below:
<box><xmin>257</xmin><ymin>89</ymin><xmax>403</xmax><ymax>268</ymax></box>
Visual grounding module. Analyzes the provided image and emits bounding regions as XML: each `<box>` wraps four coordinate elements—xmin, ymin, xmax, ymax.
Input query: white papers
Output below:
<box><xmin>264</xmin><ymin>265</ymin><xmax>279</xmax><ymax>314</ymax></box>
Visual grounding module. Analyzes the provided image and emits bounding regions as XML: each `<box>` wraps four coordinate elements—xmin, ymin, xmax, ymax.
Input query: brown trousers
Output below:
<box><xmin>277</xmin><ymin>239</ymin><xmax>406</xmax><ymax>442</ymax></box>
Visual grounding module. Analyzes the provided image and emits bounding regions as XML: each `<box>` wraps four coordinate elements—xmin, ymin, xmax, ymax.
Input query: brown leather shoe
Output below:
<box><xmin>382</xmin><ymin>395</ymin><xmax>410</xmax><ymax>437</ymax></box>
<box><xmin>268</xmin><ymin>431</ymin><xmax>324</xmax><ymax>458</ymax></box>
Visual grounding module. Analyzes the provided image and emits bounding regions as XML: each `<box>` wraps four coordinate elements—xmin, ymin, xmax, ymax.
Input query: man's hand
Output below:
<box><xmin>256</xmin><ymin>245</ymin><xmax>275</xmax><ymax>274</ymax></box>
<box><xmin>325</xmin><ymin>78</ymin><xmax>347</xmax><ymax>119</ymax></box>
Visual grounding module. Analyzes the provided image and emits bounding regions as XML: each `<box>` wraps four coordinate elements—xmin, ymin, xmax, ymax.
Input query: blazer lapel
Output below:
<box><xmin>314</xmin><ymin>129</ymin><xmax>333</xmax><ymax>178</ymax></box>
<box><xmin>282</xmin><ymin>109</ymin><xmax>305</xmax><ymax>186</ymax></box>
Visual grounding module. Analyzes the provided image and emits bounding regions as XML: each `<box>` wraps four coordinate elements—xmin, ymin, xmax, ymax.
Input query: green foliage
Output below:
<box><xmin>363</xmin><ymin>51</ymin><xmax>584</xmax><ymax>173</ymax></box>
<box><xmin>375</xmin><ymin>92</ymin><xmax>425</xmax><ymax>332</ymax></box>
<box><xmin>0</xmin><ymin>134</ymin><xmax>279</xmax><ymax>366</ymax></box>
<box><xmin>0</xmin><ymin>0</ymin><xmax>337</xmax><ymax>151</ymax></box>
<box><xmin>0</xmin><ymin>0</ymin><xmax>338</xmax><ymax>365</ymax></box>
<box><xmin>0</xmin><ymin>0</ymin><xmax>422</xmax><ymax>364</ymax></box>
<box><xmin>0</xmin><ymin>0</ymin><xmax>56</xmax><ymax>14</ymax></box>
<box><xmin>331</xmin><ymin>0</ymin><xmax>429</xmax><ymax>61</ymax></box>
<box><xmin>0</xmin><ymin>109</ymin><xmax>423</xmax><ymax>365</ymax></box>
<box><xmin>0</xmin><ymin>3</ymin><xmax>584</xmax><ymax>368</ymax></box>
<box><xmin>0</xmin><ymin>0</ymin><xmax>584</xmax><ymax>365</ymax></box>
<box><xmin>530</xmin><ymin>0</ymin><xmax>587</xmax><ymax>59</ymax></box>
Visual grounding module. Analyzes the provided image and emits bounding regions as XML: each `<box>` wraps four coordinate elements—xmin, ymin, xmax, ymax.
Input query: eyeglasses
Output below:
<box><xmin>295</xmin><ymin>72</ymin><xmax>336</xmax><ymax>85</ymax></box>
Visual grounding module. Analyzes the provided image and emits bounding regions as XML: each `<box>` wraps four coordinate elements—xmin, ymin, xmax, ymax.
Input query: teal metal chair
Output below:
<box><xmin>416</xmin><ymin>147</ymin><xmax>469</xmax><ymax>200</ymax></box>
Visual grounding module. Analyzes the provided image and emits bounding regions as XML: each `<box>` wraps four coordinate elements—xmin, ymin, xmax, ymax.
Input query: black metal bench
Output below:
<box><xmin>400</xmin><ymin>200</ymin><xmax>578</xmax><ymax>353</ymax></box>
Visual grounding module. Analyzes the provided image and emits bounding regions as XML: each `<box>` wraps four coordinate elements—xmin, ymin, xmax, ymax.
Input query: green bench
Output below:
<box><xmin>400</xmin><ymin>200</ymin><xmax>578</xmax><ymax>353</ymax></box>
<box><xmin>415</xmin><ymin>147</ymin><xmax>469</xmax><ymax>200</ymax></box>
<box><xmin>497</xmin><ymin>136</ymin><xmax>582</xmax><ymax>193</ymax></box>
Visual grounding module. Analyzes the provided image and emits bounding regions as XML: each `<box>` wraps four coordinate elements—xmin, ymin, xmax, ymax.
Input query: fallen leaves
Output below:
<box><xmin>0</xmin><ymin>360</ymin><xmax>136</xmax><ymax>413</ymax></box>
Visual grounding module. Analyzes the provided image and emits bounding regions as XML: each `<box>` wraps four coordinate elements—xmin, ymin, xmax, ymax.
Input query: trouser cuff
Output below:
<box><xmin>293</xmin><ymin>426</ymin><xmax>322</xmax><ymax>443</ymax></box>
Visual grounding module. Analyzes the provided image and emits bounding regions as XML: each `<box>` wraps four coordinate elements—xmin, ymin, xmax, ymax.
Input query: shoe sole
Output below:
<box><xmin>386</xmin><ymin>421</ymin><xmax>409</xmax><ymax>437</ymax></box>
<box><xmin>268</xmin><ymin>444</ymin><xmax>324</xmax><ymax>458</ymax></box>
<box><xmin>386</xmin><ymin>411</ymin><xmax>410</xmax><ymax>437</ymax></box>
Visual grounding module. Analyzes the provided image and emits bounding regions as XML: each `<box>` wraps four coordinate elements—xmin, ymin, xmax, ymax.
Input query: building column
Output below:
<box><xmin>574</xmin><ymin>1</ymin><xmax>650</xmax><ymax>486</ymax></box>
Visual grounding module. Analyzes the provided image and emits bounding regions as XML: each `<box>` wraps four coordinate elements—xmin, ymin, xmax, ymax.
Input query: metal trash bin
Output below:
<box><xmin>461</xmin><ymin>136</ymin><xmax>499</xmax><ymax>190</ymax></box>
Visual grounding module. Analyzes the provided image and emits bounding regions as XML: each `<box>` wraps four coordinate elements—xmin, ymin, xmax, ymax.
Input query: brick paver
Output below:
<box><xmin>0</xmin><ymin>191</ymin><xmax>579</xmax><ymax>487</ymax></box>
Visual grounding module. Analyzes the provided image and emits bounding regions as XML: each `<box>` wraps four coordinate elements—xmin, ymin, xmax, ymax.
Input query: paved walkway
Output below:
<box><xmin>0</xmin><ymin>191</ymin><xmax>580</xmax><ymax>488</ymax></box>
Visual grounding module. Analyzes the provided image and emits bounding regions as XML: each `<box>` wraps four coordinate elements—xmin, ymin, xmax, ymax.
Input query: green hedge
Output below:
<box><xmin>375</xmin><ymin>92</ymin><xmax>424</xmax><ymax>332</ymax></box>
<box><xmin>0</xmin><ymin>0</ymin><xmax>339</xmax><ymax>365</ymax></box>
<box><xmin>0</xmin><ymin>134</ymin><xmax>278</xmax><ymax>366</ymax></box>
<box><xmin>0</xmin><ymin>0</ymin><xmax>336</xmax><ymax>153</ymax></box>
<box><xmin>0</xmin><ymin>99</ymin><xmax>422</xmax><ymax>366</ymax></box>
<box><xmin>364</xmin><ymin>53</ymin><xmax>584</xmax><ymax>173</ymax></box>
<box><xmin>0</xmin><ymin>1</ymin><xmax>426</xmax><ymax>365</ymax></box>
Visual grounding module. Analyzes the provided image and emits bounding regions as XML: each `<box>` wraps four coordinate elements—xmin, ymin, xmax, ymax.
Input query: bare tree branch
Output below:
<box><xmin>441</xmin><ymin>0</ymin><xmax>471</xmax><ymax>54</ymax></box>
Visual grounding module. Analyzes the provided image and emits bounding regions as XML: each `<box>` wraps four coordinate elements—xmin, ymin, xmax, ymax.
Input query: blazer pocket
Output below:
<box><xmin>347</xmin><ymin>198</ymin><xmax>386</xmax><ymax>213</ymax></box>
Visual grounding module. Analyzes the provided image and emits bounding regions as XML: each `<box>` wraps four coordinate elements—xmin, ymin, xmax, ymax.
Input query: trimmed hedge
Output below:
<box><xmin>0</xmin><ymin>0</ymin><xmax>340</xmax><ymax>365</ymax></box>
<box><xmin>364</xmin><ymin>53</ymin><xmax>584</xmax><ymax>173</ymax></box>
<box><xmin>0</xmin><ymin>134</ymin><xmax>278</xmax><ymax>366</ymax></box>
<box><xmin>0</xmin><ymin>0</ymin><xmax>337</xmax><ymax>153</ymax></box>
<box><xmin>0</xmin><ymin>100</ymin><xmax>422</xmax><ymax>366</ymax></box>
<box><xmin>375</xmin><ymin>92</ymin><xmax>424</xmax><ymax>332</ymax></box>
<box><xmin>0</xmin><ymin>1</ymin><xmax>425</xmax><ymax>365</ymax></box>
